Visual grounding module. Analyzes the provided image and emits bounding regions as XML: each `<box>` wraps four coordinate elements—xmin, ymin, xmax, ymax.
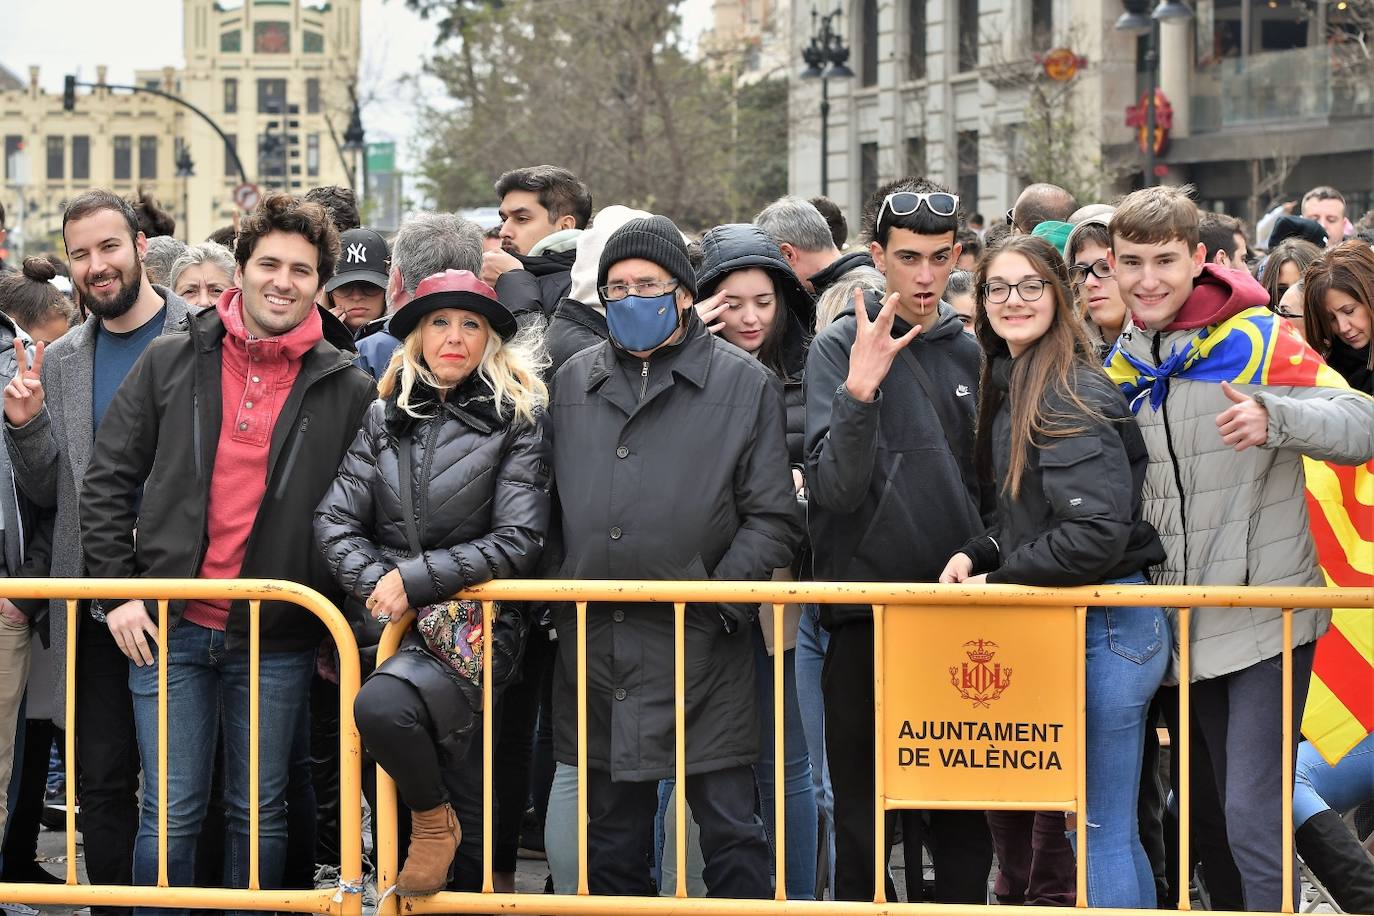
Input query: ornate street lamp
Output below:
<box><xmin>800</xmin><ymin>6</ymin><xmax>854</xmax><ymax>196</ymax></box>
<box><xmin>1117</xmin><ymin>1</ymin><xmax>1193</xmax><ymax>187</ymax></box>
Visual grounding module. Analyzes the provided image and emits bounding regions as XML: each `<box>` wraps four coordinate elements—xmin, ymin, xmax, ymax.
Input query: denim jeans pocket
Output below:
<box><xmin>1104</xmin><ymin>606</ymin><xmax>1165</xmax><ymax>666</ymax></box>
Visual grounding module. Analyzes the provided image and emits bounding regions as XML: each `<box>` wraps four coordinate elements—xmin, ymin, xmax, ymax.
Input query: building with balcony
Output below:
<box><xmin>1</xmin><ymin>0</ymin><xmax>360</xmax><ymax>252</ymax></box>
<box><xmin>787</xmin><ymin>0</ymin><xmax>1372</xmax><ymax>239</ymax></box>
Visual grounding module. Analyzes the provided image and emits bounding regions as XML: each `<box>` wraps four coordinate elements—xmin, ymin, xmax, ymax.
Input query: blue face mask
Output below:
<box><xmin>606</xmin><ymin>292</ymin><xmax>681</xmax><ymax>352</ymax></box>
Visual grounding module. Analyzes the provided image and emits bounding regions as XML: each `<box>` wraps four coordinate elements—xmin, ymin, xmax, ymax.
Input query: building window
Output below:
<box><xmin>908</xmin><ymin>0</ymin><xmax>927</xmax><ymax>81</ymax></box>
<box><xmin>860</xmin><ymin>141</ymin><xmax>880</xmax><ymax>202</ymax></box>
<box><xmin>861</xmin><ymin>0</ymin><xmax>879</xmax><ymax>87</ymax></box>
<box><xmin>1031</xmin><ymin>0</ymin><xmax>1053</xmax><ymax>47</ymax></box>
<box><xmin>307</xmin><ymin>133</ymin><xmax>320</xmax><ymax>177</ymax></box>
<box><xmin>957</xmin><ymin>129</ymin><xmax>979</xmax><ymax>209</ymax></box>
<box><xmin>72</xmin><ymin>135</ymin><xmax>90</xmax><ymax>180</ymax></box>
<box><xmin>46</xmin><ymin>136</ymin><xmax>63</xmax><ymax>181</ymax></box>
<box><xmin>258</xmin><ymin>133</ymin><xmax>285</xmax><ymax>181</ymax></box>
<box><xmin>3</xmin><ymin>136</ymin><xmax>21</xmax><ymax>180</ymax></box>
<box><xmin>254</xmin><ymin>21</ymin><xmax>290</xmax><ymax>54</ymax></box>
<box><xmin>258</xmin><ymin>78</ymin><xmax>287</xmax><ymax>114</ymax></box>
<box><xmin>958</xmin><ymin>0</ymin><xmax>979</xmax><ymax>71</ymax></box>
<box><xmin>303</xmin><ymin>30</ymin><xmax>324</xmax><ymax>53</ymax></box>
<box><xmin>906</xmin><ymin>136</ymin><xmax>926</xmax><ymax>177</ymax></box>
<box><xmin>224</xmin><ymin>78</ymin><xmax>238</xmax><ymax>113</ymax></box>
<box><xmin>306</xmin><ymin>78</ymin><xmax>321</xmax><ymax>114</ymax></box>
<box><xmin>220</xmin><ymin>29</ymin><xmax>241</xmax><ymax>53</ymax></box>
<box><xmin>224</xmin><ymin>134</ymin><xmax>239</xmax><ymax>178</ymax></box>
<box><xmin>139</xmin><ymin>136</ymin><xmax>158</xmax><ymax>180</ymax></box>
<box><xmin>113</xmin><ymin>136</ymin><xmax>132</xmax><ymax>181</ymax></box>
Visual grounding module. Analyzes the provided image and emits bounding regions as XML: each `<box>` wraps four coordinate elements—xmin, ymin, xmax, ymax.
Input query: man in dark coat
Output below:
<box><xmin>754</xmin><ymin>195</ymin><xmax>875</xmax><ymax>296</ymax></box>
<box><xmin>549</xmin><ymin>215</ymin><xmax>804</xmax><ymax>897</ymax></box>
<box><xmin>804</xmin><ymin>177</ymin><xmax>993</xmax><ymax>903</ymax></box>
<box><xmin>78</xmin><ymin>192</ymin><xmax>376</xmax><ymax>897</ymax></box>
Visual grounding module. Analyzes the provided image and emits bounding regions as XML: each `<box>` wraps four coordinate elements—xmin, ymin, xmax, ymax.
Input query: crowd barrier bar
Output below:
<box><xmin>373</xmin><ymin>579</ymin><xmax>1371</xmax><ymax>916</ymax></box>
<box><xmin>0</xmin><ymin>578</ymin><xmax>365</xmax><ymax>916</ymax></box>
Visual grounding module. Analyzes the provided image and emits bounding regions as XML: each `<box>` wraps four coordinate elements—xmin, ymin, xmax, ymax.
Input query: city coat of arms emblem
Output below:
<box><xmin>949</xmin><ymin>639</ymin><xmax>1012</xmax><ymax>708</ymax></box>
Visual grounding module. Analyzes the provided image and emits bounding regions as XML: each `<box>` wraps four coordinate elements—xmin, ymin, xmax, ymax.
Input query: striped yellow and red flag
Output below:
<box><xmin>1300</xmin><ymin>458</ymin><xmax>1374</xmax><ymax>765</ymax></box>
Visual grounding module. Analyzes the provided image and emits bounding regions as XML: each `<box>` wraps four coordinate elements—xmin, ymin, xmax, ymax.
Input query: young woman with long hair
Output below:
<box><xmin>939</xmin><ymin>236</ymin><xmax>1168</xmax><ymax>908</ymax></box>
<box><xmin>1302</xmin><ymin>240</ymin><xmax>1374</xmax><ymax>394</ymax></box>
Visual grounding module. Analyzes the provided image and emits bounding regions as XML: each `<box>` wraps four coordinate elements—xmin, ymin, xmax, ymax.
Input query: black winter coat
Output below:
<box><xmin>80</xmin><ymin>305</ymin><xmax>377</xmax><ymax>651</ymax></box>
<box><xmin>804</xmin><ymin>297</ymin><xmax>990</xmax><ymax>629</ymax></box>
<box><xmin>547</xmin><ymin>297</ymin><xmax>608</xmax><ymax>376</ymax></box>
<box><xmin>549</xmin><ymin>312</ymin><xmax>805</xmax><ymax>780</ymax></box>
<box><xmin>961</xmin><ymin>359</ymin><xmax>1165</xmax><ymax>585</ymax></box>
<box><xmin>314</xmin><ymin>378</ymin><xmax>552</xmax><ymax>750</ymax></box>
<box><xmin>807</xmin><ymin>250</ymin><xmax>876</xmax><ymax>296</ymax></box>
<box><xmin>496</xmin><ymin>249</ymin><xmax>576</xmax><ymax>323</ymax></box>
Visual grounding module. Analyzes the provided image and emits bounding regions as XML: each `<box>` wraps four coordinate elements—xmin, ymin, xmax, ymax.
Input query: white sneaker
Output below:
<box><xmin>313</xmin><ymin>863</ymin><xmax>341</xmax><ymax>890</ymax></box>
<box><xmin>0</xmin><ymin>902</ymin><xmax>40</xmax><ymax>915</ymax></box>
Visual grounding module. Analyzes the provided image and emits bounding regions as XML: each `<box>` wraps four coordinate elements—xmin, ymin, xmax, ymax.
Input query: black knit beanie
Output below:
<box><xmin>597</xmin><ymin>215</ymin><xmax>698</xmax><ymax>304</ymax></box>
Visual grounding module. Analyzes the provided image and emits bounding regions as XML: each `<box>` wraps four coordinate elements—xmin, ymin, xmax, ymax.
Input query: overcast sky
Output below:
<box><xmin>0</xmin><ymin>0</ymin><xmax>713</xmax><ymax>179</ymax></box>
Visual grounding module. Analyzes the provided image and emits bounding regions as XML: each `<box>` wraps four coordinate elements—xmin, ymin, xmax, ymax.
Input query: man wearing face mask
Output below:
<box><xmin>547</xmin><ymin>215</ymin><xmax>804</xmax><ymax>897</ymax></box>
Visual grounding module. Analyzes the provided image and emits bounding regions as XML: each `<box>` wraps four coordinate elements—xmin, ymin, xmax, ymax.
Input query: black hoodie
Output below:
<box><xmin>807</xmin><ymin>250</ymin><xmax>876</xmax><ymax>297</ymax></box>
<box><xmin>803</xmin><ymin>295</ymin><xmax>987</xmax><ymax>628</ymax></box>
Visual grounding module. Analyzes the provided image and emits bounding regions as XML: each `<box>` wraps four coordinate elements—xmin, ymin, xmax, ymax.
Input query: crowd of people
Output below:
<box><xmin>0</xmin><ymin>166</ymin><xmax>1368</xmax><ymax>913</ymax></box>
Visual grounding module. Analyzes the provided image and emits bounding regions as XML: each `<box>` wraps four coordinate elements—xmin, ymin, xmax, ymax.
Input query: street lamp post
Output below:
<box><xmin>1116</xmin><ymin>1</ymin><xmax>1192</xmax><ymax>188</ymax></box>
<box><xmin>175</xmin><ymin>143</ymin><xmax>195</xmax><ymax>242</ymax></box>
<box><xmin>342</xmin><ymin>90</ymin><xmax>366</xmax><ymax>199</ymax></box>
<box><xmin>800</xmin><ymin>7</ymin><xmax>854</xmax><ymax>197</ymax></box>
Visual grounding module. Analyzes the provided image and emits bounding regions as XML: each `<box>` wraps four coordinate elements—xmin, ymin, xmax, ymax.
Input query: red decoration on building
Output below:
<box><xmin>1125</xmin><ymin>89</ymin><xmax>1173</xmax><ymax>157</ymax></box>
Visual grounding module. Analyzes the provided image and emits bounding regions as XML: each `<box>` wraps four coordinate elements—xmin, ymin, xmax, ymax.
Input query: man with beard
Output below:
<box><xmin>480</xmin><ymin>165</ymin><xmax>591</xmax><ymax>328</ymax></box>
<box><xmin>3</xmin><ymin>189</ymin><xmax>193</xmax><ymax>916</ymax></box>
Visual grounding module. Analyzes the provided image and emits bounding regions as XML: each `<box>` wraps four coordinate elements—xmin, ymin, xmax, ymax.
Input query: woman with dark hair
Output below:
<box><xmin>1302</xmin><ymin>240</ymin><xmax>1373</xmax><ymax>394</ymax></box>
<box><xmin>0</xmin><ymin>258</ymin><xmax>77</xmax><ymax>344</ymax></box>
<box><xmin>315</xmin><ymin>270</ymin><xmax>551</xmax><ymax>895</ymax></box>
<box><xmin>1261</xmin><ymin>237</ymin><xmax>1322</xmax><ymax>311</ymax></box>
<box><xmin>940</xmin><ymin>236</ymin><xmax>1167</xmax><ymax>908</ymax></box>
<box><xmin>694</xmin><ymin>223</ymin><xmax>818</xmax><ymax>899</ymax></box>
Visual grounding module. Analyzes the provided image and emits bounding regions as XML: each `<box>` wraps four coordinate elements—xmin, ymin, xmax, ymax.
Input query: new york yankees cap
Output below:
<box><xmin>325</xmin><ymin>227</ymin><xmax>391</xmax><ymax>293</ymax></box>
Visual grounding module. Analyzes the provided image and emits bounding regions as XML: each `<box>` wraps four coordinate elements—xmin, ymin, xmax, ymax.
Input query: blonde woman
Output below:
<box><xmin>314</xmin><ymin>269</ymin><xmax>551</xmax><ymax>895</ymax></box>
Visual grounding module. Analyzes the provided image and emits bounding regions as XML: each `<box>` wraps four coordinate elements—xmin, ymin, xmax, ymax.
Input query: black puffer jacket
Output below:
<box><xmin>314</xmin><ymin>377</ymin><xmax>552</xmax><ymax>745</ymax></box>
<box><xmin>695</xmin><ymin>223</ymin><xmax>815</xmax><ymax>464</ymax></box>
<box><xmin>961</xmin><ymin>359</ymin><xmax>1165</xmax><ymax>585</ymax></box>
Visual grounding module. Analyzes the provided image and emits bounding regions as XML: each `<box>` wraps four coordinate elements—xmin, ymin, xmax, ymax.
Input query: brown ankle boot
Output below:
<box><xmin>396</xmin><ymin>802</ymin><xmax>461</xmax><ymax>895</ymax></box>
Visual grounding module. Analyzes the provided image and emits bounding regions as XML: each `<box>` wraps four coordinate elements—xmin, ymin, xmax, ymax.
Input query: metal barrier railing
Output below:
<box><xmin>372</xmin><ymin>580</ymin><xmax>1373</xmax><ymax>916</ymax></box>
<box><xmin>0</xmin><ymin>578</ymin><xmax>364</xmax><ymax>916</ymax></box>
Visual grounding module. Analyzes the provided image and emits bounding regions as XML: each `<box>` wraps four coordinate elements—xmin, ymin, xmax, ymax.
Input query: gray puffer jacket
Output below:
<box><xmin>1117</xmin><ymin>320</ymin><xmax>1374</xmax><ymax>682</ymax></box>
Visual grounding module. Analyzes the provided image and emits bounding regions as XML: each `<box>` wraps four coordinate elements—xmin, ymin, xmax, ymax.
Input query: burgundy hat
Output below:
<box><xmin>387</xmin><ymin>269</ymin><xmax>517</xmax><ymax>341</ymax></box>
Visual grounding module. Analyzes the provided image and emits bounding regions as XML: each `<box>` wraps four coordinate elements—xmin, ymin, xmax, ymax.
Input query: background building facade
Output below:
<box><xmin>789</xmin><ymin>0</ymin><xmax>1373</xmax><ymax>240</ymax></box>
<box><xmin>1</xmin><ymin>0</ymin><xmax>359</xmax><ymax>255</ymax></box>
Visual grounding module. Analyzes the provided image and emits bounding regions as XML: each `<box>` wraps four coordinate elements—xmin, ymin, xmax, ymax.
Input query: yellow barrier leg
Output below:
<box><xmin>576</xmin><ymin>601</ymin><xmax>589</xmax><ymax>896</ymax></box>
<box><xmin>482</xmin><ymin>600</ymin><xmax>495</xmax><ymax>895</ymax></box>
<box><xmin>64</xmin><ymin>599</ymin><xmax>77</xmax><ymax>886</ymax></box>
<box><xmin>157</xmin><ymin>598</ymin><xmax>169</xmax><ymax>889</ymax></box>
<box><xmin>1178</xmin><ymin>607</ymin><xmax>1191</xmax><ymax>912</ymax></box>
<box><xmin>772</xmin><ymin>602</ymin><xmax>786</xmax><ymax>902</ymax></box>
<box><xmin>871</xmin><ymin>604</ymin><xmax>885</xmax><ymax>906</ymax></box>
<box><xmin>674</xmin><ymin>601</ymin><xmax>687</xmax><ymax>899</ymax></box>
<box><xmin>1075</xmin><ymin>605</ymin><xmax>1088</xmax><ymax>908</ymax></box>
<box><xmin>249</xmin><ymin>599</ymin><xmax>261</xmax><ymax>891</ymax></box>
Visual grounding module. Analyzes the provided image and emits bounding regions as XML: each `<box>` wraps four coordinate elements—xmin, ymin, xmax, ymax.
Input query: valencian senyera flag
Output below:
<box><xmin>1105</xmin><ymin>306</ymin><xmax>1374</xmax><ymax>765</ymax></box>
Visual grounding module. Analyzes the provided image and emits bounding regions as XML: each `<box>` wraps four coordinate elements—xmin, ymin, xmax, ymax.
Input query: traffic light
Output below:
<box><xmin>62</xmin><ymin>75</ymin><xmax>76</xmax><ymax>112</ymax></box>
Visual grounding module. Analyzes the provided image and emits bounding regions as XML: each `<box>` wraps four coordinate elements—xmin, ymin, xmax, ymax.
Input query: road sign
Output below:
<box><xmin>234</xmin><ymin>182</ymin><xmax>261</xmax><ymax>211</ymax></box>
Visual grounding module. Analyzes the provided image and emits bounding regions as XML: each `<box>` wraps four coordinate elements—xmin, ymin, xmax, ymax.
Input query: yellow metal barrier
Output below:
<box><xmin>372</xmin><ymin>579</ymin><xmax>1372</xmax><ymax>916</ymax></box>
<box><xmin>0</xmin><ymin>578</ymin><xmax>365</xmax><ymax>916</ymax></box>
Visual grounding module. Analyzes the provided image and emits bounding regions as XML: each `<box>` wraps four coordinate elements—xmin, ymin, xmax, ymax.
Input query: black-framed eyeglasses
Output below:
<box><xmin>1068</xmin><ymin>259</ymin><xmax>1113</xmax><ymax>286</ymax></box>
<box><xmin>877</xmin><ymin>191</ymin><xmax>960</xmax><ymax>233</ymax></box>
<box><xmin>599</xmin><ymin>278</ymin><xmax>681</xmax><ymax>301</ymax></box>
<box><xmin>982</xmin><ymin>278</ymin><xmax>1049</xmax><ymax>304</ymax></box>
<box><xmin>1274</xmin><ymin>305</ymin><xmax>1303</xmax><ymax>320</ymax></box>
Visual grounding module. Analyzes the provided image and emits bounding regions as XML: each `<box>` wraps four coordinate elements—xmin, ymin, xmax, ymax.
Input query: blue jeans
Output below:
<box><xmin>794</xmin><ymin>603</ymin><xmax>833</xmax><ymax>896</ymax></box>
<box><xmin>128</xmin><ymin>622</ymin><xmax>314</xmax><ymax>916</ymax></box>
<box><xmin>1295</xmin><ymin>731</ymin><xmax>1374</xmax><ymax>828</ymax></box>
<box><xmin>1084</xmin><ymin>578</ymin><xmax>1169</xmax><ymax>908</ymax></box>
<box><xmin>751</xmin><ymin>628</ymin><xmax>817</xmax><ymax>899</ymax></box>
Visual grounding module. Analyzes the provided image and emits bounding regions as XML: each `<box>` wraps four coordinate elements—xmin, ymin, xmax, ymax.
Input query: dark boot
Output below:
<box><xmin>1296</xmin><ymin>809</ymin><xmax>1374</xmax><ymax>915</ymax></box>
<box><xmin>395</xmin><ymin>803</ymin><xmax>460</xmax><ymax>896</ymax></box>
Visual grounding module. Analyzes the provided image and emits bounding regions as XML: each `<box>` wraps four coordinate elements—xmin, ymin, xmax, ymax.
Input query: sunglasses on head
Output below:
<box><xmin>877</xmin><ymin>191</ymin><xmax>960</xmax><ymax>233</ymax></box>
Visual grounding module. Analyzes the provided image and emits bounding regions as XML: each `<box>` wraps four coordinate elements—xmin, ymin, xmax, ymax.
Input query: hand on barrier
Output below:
<box><xmin>3</xmin><ymin>341</ymin><xmax>45</xmax><ymax>428</ymax></box>
<box><xmin>938</xmin><ymin>552</ymin><xmax>974</xmax><ymax>583</ymax></box>
<box><xmin>367</xmin><ymin>569</ymin><xmax>409</xmax><ymax>622</ymax></box>
<box><xmin>694</xmin><ymin>291</ymin><xmax>728</xmax><ymax>335</ymax></box>
<box><xmin>1216</xmin><ymin>381</ymin><xmax>1269</xmax><ymax>452</ymax></box>
<box><xmin>107</xmin><ymin>599</ymin><xmax>160</xmax><ymax>666</ymax></box>
<box><xmin>845</xmin><ymin>290</ymin><xmax>921</xmax><ymax>403</ymax></box>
